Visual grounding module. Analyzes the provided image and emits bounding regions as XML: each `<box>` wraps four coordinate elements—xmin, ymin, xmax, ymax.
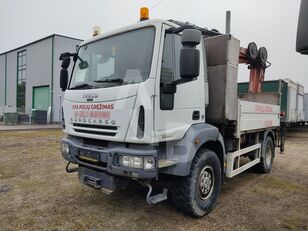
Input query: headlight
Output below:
<box><xmin>122</xmin><ymin>156</ymin><xmax>130</xmax><ymax>166</ymax></box>
<box><xmin>60</xmin><ymin>142</ymin><xmax>70</xmax><ymax>155</ymax></box>
<box><xmin>144</xmin><ymin>157</ymin><xmax>155</xmax><ymax>169</ymax></box>
<box><xmin>132</xmin><ymin>157</ymin><xmax>143</xmax><ymax>168</ymax></box>
<box><xmin>120</xmin><ymin>155</ymin><xmax>154</xmax><ymax>170</ymax></box>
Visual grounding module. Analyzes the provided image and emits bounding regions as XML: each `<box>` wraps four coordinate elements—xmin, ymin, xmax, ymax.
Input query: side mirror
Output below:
<box><xmin>60</xmin><ymin>57</ymin><xmax>70</xmax><ymax>91</ymax></box>
<box><xmin>78</xmin><ymin>60</ymin><xmax>89</xmax><ymax>69</ymax></box>
<box><xmin>59</xmin><ymin>53</ymin><xmax>72</xmax><ymax>91</ymax></box>
<box><xmin>60</xmin><ymin>69</ymin><xmax>68</xmax><ymax>91</ymax></box>
<box><xmin>296</xmin><ymin>0</ymin><xmax>308</xmax><ymax>54</ymax></box>
<box><xmin>180</xmin><ymin>29</ymin><xmax>201</xmax><ymax>79</ymax></box>
<box><xmin>59</xmin><ymin>52</ymin><xmax>70</xmax><ymax>61</ymax></box>
<box><xmin>61</xmin><ymin>58</ymin><xmax>70</xmax><ymax>69</ymax></box>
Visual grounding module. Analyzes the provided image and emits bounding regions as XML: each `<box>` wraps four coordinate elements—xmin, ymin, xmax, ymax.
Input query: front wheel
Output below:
<box><xmin>170</xmin><ymin>148</ymin><xmax>222</xmax><ymax>217</ymax></box>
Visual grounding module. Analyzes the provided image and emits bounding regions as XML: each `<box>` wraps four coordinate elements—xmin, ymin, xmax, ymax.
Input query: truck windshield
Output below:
<box><xmin>69</xmin><ymin>27</ymin><xmax>155</xmax><ymax>89</ymax></box>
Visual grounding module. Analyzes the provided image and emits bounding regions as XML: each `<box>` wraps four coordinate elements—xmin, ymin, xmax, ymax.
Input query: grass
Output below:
<box><xmin>281</xmin><ymin>218</ymin><xmax>308</xmax><ymax>230</ymax></box>
<box><xmin>0</xmin><ymin>129</ymin><xmax>308</xmax><ymax>231</ymax></box>
<box><xmin>262</xmin><ymin>176</ymin><xmax>306</xmax><ymax>192</ymax></box>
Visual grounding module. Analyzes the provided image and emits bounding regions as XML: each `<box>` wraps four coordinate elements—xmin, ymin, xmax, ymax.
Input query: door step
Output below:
<box><xmin>148</xmin><ymin>188</ymin><xmax>168</xmax><ymax>204</ymax></box>
<box><xmin>145</xmin><ymin>184</ymin><xmax>168</xmax><ymax>204</ymax></box>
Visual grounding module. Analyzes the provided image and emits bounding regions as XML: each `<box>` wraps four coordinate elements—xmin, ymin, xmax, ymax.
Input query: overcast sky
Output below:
<box><xmin>0</xmin><ymin>0</ymin><xmax>307</xmax><ymax>90</ymax></box>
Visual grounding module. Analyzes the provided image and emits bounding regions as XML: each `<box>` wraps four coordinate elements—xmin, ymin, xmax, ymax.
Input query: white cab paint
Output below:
<box><xmin>153</xmin><ymin>24</ymin><xmax>206</xmax><ymax>143</ymax></box>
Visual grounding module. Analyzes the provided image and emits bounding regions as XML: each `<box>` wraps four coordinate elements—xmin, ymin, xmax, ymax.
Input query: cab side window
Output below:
<box><xmin>160</xmin><ymin>33</ymin><xmax>181</xmax><ymax>110</ymax></box>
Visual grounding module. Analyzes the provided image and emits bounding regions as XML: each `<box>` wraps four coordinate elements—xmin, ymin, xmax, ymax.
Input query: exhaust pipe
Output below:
<box><xmin>225</xmin><ymin>10</ymin><xmax>231</xmax><ymax>35</ymax></box>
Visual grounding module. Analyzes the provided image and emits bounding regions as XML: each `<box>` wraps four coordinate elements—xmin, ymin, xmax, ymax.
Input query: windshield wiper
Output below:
<box><xmin>70</xmin><ymin>83</ymin><xmax>93</xmax><ymax>90</ymax></box>
<box><xmin>94</xmin><ymin>78</ymin><xmax>124</xmax><ymax>83</ymax></box>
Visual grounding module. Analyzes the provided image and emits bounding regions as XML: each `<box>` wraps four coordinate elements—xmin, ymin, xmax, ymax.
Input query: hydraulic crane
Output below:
<box><xmin>239</xmin><ymin>42</ymin><xmax>269</xmax><ymax>93</ymax></box>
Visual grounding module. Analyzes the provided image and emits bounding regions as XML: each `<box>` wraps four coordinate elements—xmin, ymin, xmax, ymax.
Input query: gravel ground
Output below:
<box><xmin>0</xmin><ymin>129</ymin><xmax>307</xmax><ymax>231</ymax></box>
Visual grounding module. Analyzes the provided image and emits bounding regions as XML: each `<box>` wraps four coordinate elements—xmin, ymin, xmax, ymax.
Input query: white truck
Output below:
<box><xmin>59</xmin><ymin>10</ymin><xmax>283</xmax><ymax>217</ymax></box>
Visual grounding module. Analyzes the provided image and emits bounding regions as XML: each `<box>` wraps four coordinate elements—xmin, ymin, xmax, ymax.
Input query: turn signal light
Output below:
<box><xmin>140</xmin><ymin>7</ymin><xmax>149</xmax><ymax>21</ymax></box>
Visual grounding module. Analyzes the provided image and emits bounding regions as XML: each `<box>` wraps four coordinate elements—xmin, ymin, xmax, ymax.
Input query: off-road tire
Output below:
<box><xmin>256</xmin><ymin>136</ymin><xmax>274</xmax><ymax>173</ymax></box>
<box><xmin>170</xmin><ymin>148</ymin><xmax>222</xmax><ymax>217</ymax></box>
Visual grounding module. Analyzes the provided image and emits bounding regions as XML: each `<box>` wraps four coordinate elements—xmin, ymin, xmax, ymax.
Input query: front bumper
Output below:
<box><xmin>61</xmin><ymin>136</ymin><xmax>158</xmax><ymax>179</ymax></box>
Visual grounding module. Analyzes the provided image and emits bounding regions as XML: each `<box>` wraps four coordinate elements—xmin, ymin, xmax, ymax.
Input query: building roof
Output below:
<box><xmin>0</xmin><ymin>34</ymin><xmax>83</xmax><ymax>56</ymax></box>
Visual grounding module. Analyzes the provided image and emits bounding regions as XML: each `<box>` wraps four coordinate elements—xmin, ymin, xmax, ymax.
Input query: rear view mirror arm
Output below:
<box><xmin>166</xmin><ymin>20</ymin><xmax>221</xmax><ymax>38</ymax></box>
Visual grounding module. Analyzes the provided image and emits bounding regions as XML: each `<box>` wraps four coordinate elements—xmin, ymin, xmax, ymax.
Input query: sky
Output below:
<box><xmin>0</xmin><ymin>0</ymin><xmax>307</xmax><ymax>90</ymax></box>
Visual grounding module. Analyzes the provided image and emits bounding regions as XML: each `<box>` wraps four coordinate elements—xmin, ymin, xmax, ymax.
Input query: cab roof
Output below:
<box><xmin>79</xmin><ymin>18</ymin><xmax>222</xmax><ymax>47</ymax></box>
<box><xmin>79</xmin><ymin>19</ymin><xmax>177</xmax><ymax>47</ymax></box>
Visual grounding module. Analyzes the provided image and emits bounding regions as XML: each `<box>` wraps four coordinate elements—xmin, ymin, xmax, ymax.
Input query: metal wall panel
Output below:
<box><xmin>238</xmin><ymin>93</ymin><xmax>280</xmax><ymax>105</ymax></box>
<box><xmin>205</xmin><ymin>35</ymin><xmax>240</xmax><ymax>123</ymax></box>
<box><xmin>288</xmin><ymin>86</ymin><xmax>297</xmax><ymax>122</ymax></box>
<box><xmin>297</xmin><ymin>94</ymin><xmax>304</xmax><ymax>121</ymax></box>
<box><xmin>304</xmin><ymin>93</ymin><xmax>308</xmax><ymax>121</ymax></box>
<box><xmin>239</xmin><ymin>100</ymin><xmax>280</xmax><ymax>132</ymax></box>
<box><xmin>206</xmin><ymin>35</ymin><xmax>228</xmax><ymax>66</ymax></box>
<box><xmin>298</xmin><ymin>84</ymin><xmax>304</xmax><ymax>95</ymax></box>
<box><xmin>1</xmin><ymin>35</ymin><xmax>82</xmax><ymax>122</ymax></box>
<box><xmin>238</xmin><ymin>79</ymin><xmax>288</xmax><ymax>120</ymax></box>
<box><xmin>297</xmin><ymin>84</ymin><xmax>304</xmax><ymax>122</ymax></box>
<box><xmin>0</xmin><ymin>55</ymin><xmax>5</xmax><ymax>115</ymax></box>
<box><xmin>284</xmin><ymin>79</ymin><xmax>305</xmax><ymax>123</ymax></box>
<box><xmin>25</xmin><ymin>38</ymin><xmax>52</xmax><ymax>115</ymax></box>
<box><xmin>3</xmin><ymin>39</ymin><xmax>52</xmax><ymax>115</ymax></box>
<box><xmin>5</xmin><ymin>51</ymin><xmax>17</xmax><ymax>112</ymax></box>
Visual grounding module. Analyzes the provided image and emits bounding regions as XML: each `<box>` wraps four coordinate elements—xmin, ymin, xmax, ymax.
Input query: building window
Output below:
<box><xmin>17</xmin><ymin>50</ymin><xmax>26</xmax><ymax>113</ymax></box>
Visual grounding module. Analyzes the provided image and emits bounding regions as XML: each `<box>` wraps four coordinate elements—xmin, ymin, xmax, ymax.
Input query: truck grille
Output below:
<box><xmin>73</xmin><ymin>123</ymin><xmax>117</xmax><ymax>137</ymax></box>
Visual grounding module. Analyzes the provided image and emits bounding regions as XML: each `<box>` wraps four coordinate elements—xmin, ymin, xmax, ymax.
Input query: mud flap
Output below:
<box><xmin>279</xmin><ymin>122</ymin><xmax>286</xmax><ymax>153</ymax></box>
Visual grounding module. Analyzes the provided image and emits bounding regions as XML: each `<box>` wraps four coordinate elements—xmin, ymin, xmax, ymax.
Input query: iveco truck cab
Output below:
<box><xmin>59</xmin><ymin>9</ymin><xmax>282</xmax><ymax>217</ymax></box>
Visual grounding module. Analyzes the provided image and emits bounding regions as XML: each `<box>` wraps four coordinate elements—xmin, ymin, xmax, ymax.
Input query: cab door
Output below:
<box><xmin>154</xmin><ymin>25</ymin><xmax>206</xmax><ymax>142</ymax></box>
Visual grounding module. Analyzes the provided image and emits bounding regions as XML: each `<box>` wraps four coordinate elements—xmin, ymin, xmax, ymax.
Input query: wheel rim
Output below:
<box><xmin>198</xmin><ymin>166</ymin><xmax>214</xmax><ymax>200</ymax></box>
<box><xmin>265</xmin><ymin>144</ymin><xmax>272</xmax><ymax>166</ymax></box>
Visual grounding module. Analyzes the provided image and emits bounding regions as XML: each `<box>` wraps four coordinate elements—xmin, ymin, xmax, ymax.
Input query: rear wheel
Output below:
<box><xmin>256</xmin><ymin>136</ymin><xmax>274</xmax><ymax>173</ymax></box>
<box><xmin>170</xmin><ymin>148</ymin><xmax>222</xmax><ymax>217</ymax></box>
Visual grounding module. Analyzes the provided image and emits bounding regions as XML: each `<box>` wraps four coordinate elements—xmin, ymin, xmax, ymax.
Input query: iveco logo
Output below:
<box><xmin>83</xmin><ymin>93</ymin><xmax>99</xmax><ymax>100</ymax></box>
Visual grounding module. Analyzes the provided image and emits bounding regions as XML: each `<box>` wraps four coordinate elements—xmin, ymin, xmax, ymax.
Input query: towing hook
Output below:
<box><xmin>66</xmin><ymin>162</ymin><xmax>78</xmax><ymax>173</ymax></box>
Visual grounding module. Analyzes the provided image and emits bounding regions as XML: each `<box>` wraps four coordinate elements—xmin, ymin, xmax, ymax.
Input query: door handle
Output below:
<box><xmin>192</xmin><ymin>111</ymin><xmax>200</xmax><ymax>120</ymax></box>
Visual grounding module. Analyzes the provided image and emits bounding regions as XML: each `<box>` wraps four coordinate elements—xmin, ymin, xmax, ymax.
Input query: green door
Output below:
<box><xmin>33</xmin><ymin>86</ymin><xmax>50</xmax><ymax>110</ymax></box>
